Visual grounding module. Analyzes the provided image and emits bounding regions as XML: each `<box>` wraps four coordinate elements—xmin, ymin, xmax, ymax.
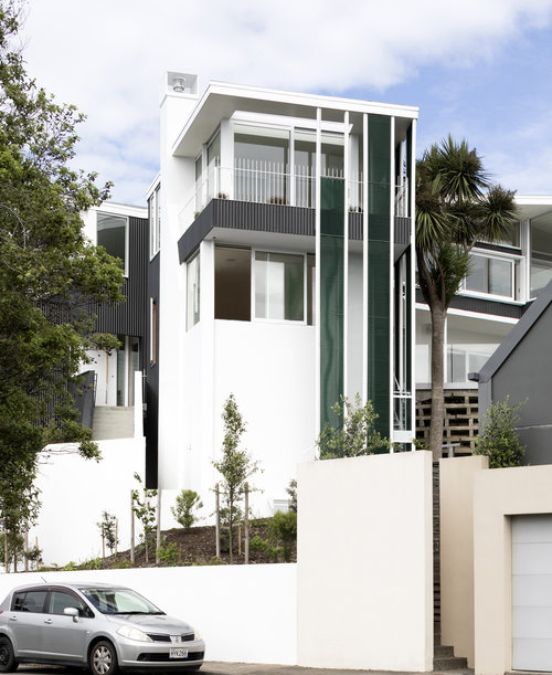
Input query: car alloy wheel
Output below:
<box><xmin>90</xmin><ymin>641</ymin><xmax>117</xmax><ymax>675</ymax></box>
<box><xmin>0</xmin><ymin>637</ymin><xmax>17</xmax><ymax>673</ymax></box>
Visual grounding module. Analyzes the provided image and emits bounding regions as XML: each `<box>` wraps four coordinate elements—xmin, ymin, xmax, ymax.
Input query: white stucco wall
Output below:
<box><xmin>0</xmin><ymin>564</ymin><xmax>297</xmax><ymax>665</ymax></box>
<box><xmin>28</xmin><ymin>437</ymin><xmax>145</xmax><ymax>566</ymax></box>
<box><xmin>297</xmin><ymin>452</ymin><xmax>434</xmax><ymax>672</ymax></box>
<box><xmin>177</xmin><ymin>317</ymin><xmax>315</xmax><ymax>516</ymax></box>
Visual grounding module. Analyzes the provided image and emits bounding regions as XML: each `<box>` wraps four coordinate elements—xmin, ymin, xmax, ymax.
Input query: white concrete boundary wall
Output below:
<box><xmin>297</xmin><ymin>452</ymin><xmax>433</xmax><ymax>672</ymax></box>
<box><xmin>0</xmin><ymin>564</ymin><xmax>297</xmax><ymax>665</ymax></box>
<box><xmin>29</xmin><ymin>437</ymin><xmax>145</xmax><ymax>566</ymax></box>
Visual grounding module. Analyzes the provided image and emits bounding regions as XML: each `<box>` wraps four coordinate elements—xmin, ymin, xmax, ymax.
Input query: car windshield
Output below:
<box><xmin>79</xmin><ymin>588</ymin><xmax>165</xmax><ymax>615</ymax></box>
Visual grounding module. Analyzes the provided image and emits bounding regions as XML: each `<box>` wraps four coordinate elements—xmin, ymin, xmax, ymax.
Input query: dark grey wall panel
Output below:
<box><xmin>491</xmin><ymin>308</ymin><xmax>552</xmax><ymax>428</ymax></box>
<box><xmin>96</xmin><ymin>217</ymin><xmax>149</xmax><ymax>355</ymax></box>
<box><xmin>416</xmin><ymin>288</ymin><xmax>525</xmax><ymax>319</ymax></box>
<box><xmin>516</xmin><ymin>427</ymin><xmax>552</xmax><ymax>466</ymax></box>
<box><xmin>145</xmin><ymin>251</ymin><xmax>160</xmax><ymax>489</ymax></box>
<box><xmin>178</xmin><ymin>198</ymin><xmax>411</xmax><ymax>262</ymax></box>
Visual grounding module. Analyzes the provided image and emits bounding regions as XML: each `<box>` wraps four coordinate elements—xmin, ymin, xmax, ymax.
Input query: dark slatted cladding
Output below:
<box><xmin>416</xmin><ymin>288</ymin><xmax>524</xmax><ymax>319</ymax></box>
<box><xmin>178</xmin><ymin>199</ymin><xmax>411</xmax><ymax>263</ymax></box>
<box><xmin>95</xmin><ymin>217</ymin><xmax>148</xmax><ymax>369</ymax></box>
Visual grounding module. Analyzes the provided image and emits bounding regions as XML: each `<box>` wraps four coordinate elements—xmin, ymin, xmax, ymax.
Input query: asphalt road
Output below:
<box><xmin>17</xmin><ymin>664</ymin><xmax>471</xmax><ymax>675</ymax></box>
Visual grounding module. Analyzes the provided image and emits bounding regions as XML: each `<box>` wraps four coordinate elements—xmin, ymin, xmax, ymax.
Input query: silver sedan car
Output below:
<box><xmin>0</xmin><ymin>582</ymin><xmax>205</xmax><ymax>674</ymax></box>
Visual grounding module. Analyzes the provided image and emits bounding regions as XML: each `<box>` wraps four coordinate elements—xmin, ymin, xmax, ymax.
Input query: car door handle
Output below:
<box><xmin>9</xmin><ymin>616</ymin><xmax>17</xmax><ymax>622</ymax></box>
<box><xmin>43</xmin><ymin>618</ymin><xmax>53</xmax><ymax>624</ymax></box>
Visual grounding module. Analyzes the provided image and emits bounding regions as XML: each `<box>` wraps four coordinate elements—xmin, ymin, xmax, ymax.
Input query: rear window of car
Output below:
<box><xmin>12</xmin><ymin>590</ymin><xmax>47</xmax><ymax>613</ymax></box>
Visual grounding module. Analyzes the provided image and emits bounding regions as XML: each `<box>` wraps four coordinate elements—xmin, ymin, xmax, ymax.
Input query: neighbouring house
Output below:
<box><xmin>416</xmin><ymin>196</ymin><xmax>552</xmax><ymax>454</ymax></box>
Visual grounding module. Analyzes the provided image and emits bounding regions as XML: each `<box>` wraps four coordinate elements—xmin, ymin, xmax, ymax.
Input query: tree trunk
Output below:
<box><xmin>429</xmin><ymin>305</ymin><xmax>446</xmax><ymax>461</ymax></box>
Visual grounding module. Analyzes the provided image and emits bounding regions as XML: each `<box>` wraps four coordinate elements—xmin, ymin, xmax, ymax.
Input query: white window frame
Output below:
<box><xmin>97</xmin><ymin>211</ymin><xmax>129</xmax><ymax>277</ymax></box>
<box><xmin>251</xmin><ymin>248</ymin><xmax>308</xmax><ymax>325</ymax></box>
<box><xmin>186</xmin><ymin>252</ymin><xmax>201</xmax><ymax>330</ymax></box>
<box><xmin>459</xmin><ymin>249</ymin><xmax>523</xmax><ymax>303</ymax></box>
<box><xmin>149</xmin><ymin>185</ymin><xmax>161</xmax><ymax>259</ymax></box>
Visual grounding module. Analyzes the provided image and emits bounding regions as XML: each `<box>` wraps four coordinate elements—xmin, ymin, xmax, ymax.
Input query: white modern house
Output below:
<box><xmin>147</xmin><ymin>72</ymin><xmax>418</xmax><ymax>513</ymax></box>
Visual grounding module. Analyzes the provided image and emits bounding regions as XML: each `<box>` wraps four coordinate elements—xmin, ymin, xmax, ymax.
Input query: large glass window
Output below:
<box><xmin>215</xmin><ymin>246</ymin><xmax>251</xmax><ymax>321</ymax></box>
<box><xmin>97</xmin><ymin>212</ymin><xmax>127</xmax><ymax>273</ymax></box>
<box><xmin>463</xmin><ymin>253</ymin><xmax>515</xmax><ymax>299</ymax></box>
<box><xmin>234</xmin><ymin>127</ymin><xmax>290</xmax><ymax>204</ymax></box>
<box><xmin>186</xmin><ymin>253</ymin><xmax>200</xmax><ymax>329</ymax></box>
<box><xmin>254</xmin><ymin>251</ymin><xmax>304</xmax><ymax>321</ymax></box>
<box><xmin>531</xmin><ymin>214</ymin><xmax>552</xmax><ymax>297</ymax></box>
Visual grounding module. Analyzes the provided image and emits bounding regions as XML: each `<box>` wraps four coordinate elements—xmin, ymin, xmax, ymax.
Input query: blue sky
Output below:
<box><xmin>21</xmin><ymin>0</ymin><xmax>552</xmax><ymax>203</ymax></box>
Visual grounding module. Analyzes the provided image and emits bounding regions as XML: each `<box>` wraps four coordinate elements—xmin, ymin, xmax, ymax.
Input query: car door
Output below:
<box><xmin>8</xmin><ymin>589</ymin><xmax>49</xmax><ymax>658</ymax></box>
<box><xmin>42</xmin><ymin>589</ymin><xmax>92</xmax><ymax>661</ymax></box>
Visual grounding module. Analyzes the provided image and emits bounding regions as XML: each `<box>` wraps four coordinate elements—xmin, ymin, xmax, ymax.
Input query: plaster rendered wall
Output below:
<box><xmin>0</xmin><ymin>564</ymin><xmax>297</xmax><ymax>665</ymax></box>
<box><xmin>28</xmin><ymin>437</ymin><xmax>145</xmax><ymax>566</ymax></box>
<box><xmin>297</xmin><ymin>452</ymin><xmax>434</xmax><ymax>672</ymax></box>
<box><xmin>211</xmin><ymin>319</ymin><xmax>316</xmax><ymax>515</ymax></box>
<box><xmin>474</xmin><ymin>464</ymin><xmax>552</xmax><ymax>675</ymax></box>
<box><xmin>440</xmin><ymin>455</ymin><xmax>488</xmax><ymax>667</ymax></box>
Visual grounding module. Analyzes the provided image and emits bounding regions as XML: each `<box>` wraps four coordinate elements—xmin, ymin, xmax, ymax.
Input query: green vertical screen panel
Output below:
<box><xmin>368</xmin><ymin>115</ymin><xmax>391</xmax><ymax>443</ymax></box>
<box><xmin>320</xmin><ymin>177</ymin><xmax>344</xmax><ymax>431</ymax></box>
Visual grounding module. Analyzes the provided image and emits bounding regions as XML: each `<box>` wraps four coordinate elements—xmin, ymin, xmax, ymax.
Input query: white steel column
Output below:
<box><xmin>343</xmin><ymin>111</ymin><xmax>350</xmax><ymax>401</ymax></box>
<box><xmin>410</xmin><ymin>119</ymin><xmax>417</xmax><ymax>449</ymax></box>
<box><xmin>362</xmin><ymin>114</ymin><xmax>369</xmax><ymax>404</ymax></box>
<box><xmin>289</xmin><ymin>127</ymin><xmax>296</xmax><ymax>207</ymax></box>
<box><xmin>389</xmin><ymin>117</ymin><xmax>395</xmax><ymax>448</ymax></box>
<box><xmin>315</xmin><ymin>108</ymin><xmax>322</xmax><ymax>442</ymax></box>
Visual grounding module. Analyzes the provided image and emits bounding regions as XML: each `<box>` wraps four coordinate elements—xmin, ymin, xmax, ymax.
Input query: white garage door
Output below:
<box><xmin>512</xmin><ymin>514</ymin><xmax>552</xmax><ymax>671</ymax></box>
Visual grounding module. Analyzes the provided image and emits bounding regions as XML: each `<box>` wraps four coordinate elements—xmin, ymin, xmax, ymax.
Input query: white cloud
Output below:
<box><xmin>21</xmin><ymin>0</ymin><xmax>552</xmax><ymax>202</ymax></box>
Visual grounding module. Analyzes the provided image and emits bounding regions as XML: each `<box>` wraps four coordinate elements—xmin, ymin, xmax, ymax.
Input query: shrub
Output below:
<box><xmin>171</xmin><ymin>490</ymin><xmax>202</xmax><ymax>529</ymax></box>
<box><xmin>474</xmin><ymin>398</ymin><xmax>525</xmax><ymax>468</ymax></box>
<box><xmin>158</xmin><ymin>540</ymin><xmax>179</xmax><ymax>566</ymax></box>
<box><xmin>268</xmin><ymin>511</ymin><xmax>297</xmax><ymax>562</ymax></box>
<box><xmin>317</xmin><ymin>394</ymin><xmax>389</xmax><ymax>458</ymax></box>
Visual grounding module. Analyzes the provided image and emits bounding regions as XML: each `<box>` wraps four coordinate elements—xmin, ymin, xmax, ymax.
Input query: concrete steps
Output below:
<box><xmin>92</xmin><ymin>406</ymin><xmax>134</xmax><ymax>440</ymax></box>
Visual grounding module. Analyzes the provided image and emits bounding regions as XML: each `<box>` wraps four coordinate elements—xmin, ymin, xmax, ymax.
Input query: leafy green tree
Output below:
<box><xmin>213</xmin><ymin>394</ymin><xmax>259</xmax><ymax>563</ymax></box>
<box><xmin>317</xmin><ymin>394</ymin><xmax>389</xmax><ymax>459</ymax></box>
<box><xmin>131</xmin><ymin>473</ymin><xmax>157</xmax><ymax>563</ymax></box>
<box><xmin>416</xmin><ymin>137</ymin><xmax>516</xmax><ymax>460</ymax></box>
<box><xmin>0</xmin><ymin>1</ymin><xmax>124</xmax><ymax>556</ymax></box>
<box><xmin>474</xmin><ymin>398</ymin><xmax>525</xmax><ymax>468</ymax></box>
<box><xmin>171</xmin><ymin>489</ymin><xmax>202</xmax><ymax>529</ymax></box>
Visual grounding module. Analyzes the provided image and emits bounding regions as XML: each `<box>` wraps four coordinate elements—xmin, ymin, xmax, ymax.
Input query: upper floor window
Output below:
<box><xmin>478</xmin><ymin>221</ymin><xmax>521</xmax><ymax>249</ymax></box>
<box><xmin>97</xmin><ymin>212</ymin><xmax>128</xmax><ymax>275</ymax></box>
<box><xmin>531</xmin><ymin>214</ymin><xmax>552</xmax><ymax>297</ymax></box>
<box><xmin>149</xmin><ymin>185</ymin><xmax>161</xmax><ymax>258</ymax></box>
<box><xmin>462</xmin><ymin>252</ymin><xmax>518</xmax><ymax>301</ymax></box>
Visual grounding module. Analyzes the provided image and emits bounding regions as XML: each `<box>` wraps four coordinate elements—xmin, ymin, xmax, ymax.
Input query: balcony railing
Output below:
<box><xmin>179</xmin><ymin>160</ymin><xmax>410</xmax><ymax>230</ymax></box>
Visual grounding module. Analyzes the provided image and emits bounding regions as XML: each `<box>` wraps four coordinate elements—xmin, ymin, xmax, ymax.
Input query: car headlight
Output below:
<box><xmin>117</xmin><ymin>625</ymin><xmax>153</xmax><ymax>642</ymax></box>
<box><xmin>193</xmin><ymin>627</ymin><xmax>202</xmax><ymax>641</ymax></box>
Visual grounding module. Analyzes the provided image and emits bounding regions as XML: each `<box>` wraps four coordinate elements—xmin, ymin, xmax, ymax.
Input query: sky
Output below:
<box><xmin>18</xmin><ymin>0</ymin><xmax>552</xmax><ymax>205</ymax></box>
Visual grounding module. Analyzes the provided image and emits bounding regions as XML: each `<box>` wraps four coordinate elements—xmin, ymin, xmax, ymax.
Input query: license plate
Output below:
<box><xmin>169</xmin><ymin>647</ymin><xmax>188</xmax><ymax>659</ymax></box>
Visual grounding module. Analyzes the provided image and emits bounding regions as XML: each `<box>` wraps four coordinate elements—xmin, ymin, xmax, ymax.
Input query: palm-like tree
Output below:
<box><xmin>415</xmin><ymin>136</ymin><xmax>516</xmax><ymax>461</ymax></box>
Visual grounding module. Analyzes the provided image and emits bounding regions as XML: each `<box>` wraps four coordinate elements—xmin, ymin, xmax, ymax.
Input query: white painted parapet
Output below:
<box><xmin>297</xmin><ymin>451</ymin><xmax>434</xmax><ymax>672</ymax></box>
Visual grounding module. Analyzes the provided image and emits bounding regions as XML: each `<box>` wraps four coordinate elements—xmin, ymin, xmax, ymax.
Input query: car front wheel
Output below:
<box><xmin>89</xmin><ymin>640</ymin><xmax>118</xmax><ymax>675</ymax></box>
<box><xmin>0</xmin><ymin>636</ymin><xmax>17</xmax><ymax>673</ymax></box>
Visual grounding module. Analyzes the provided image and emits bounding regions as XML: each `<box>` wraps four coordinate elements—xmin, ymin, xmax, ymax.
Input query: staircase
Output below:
<box><xmin>92</xmin><ymin>406</ymin><xmax>134</xmax><ymax>440</ymax></box>
<box><xmin>434</xmin><ymin>462</ymin><xmax>469</xmax><ymax>672</ymax></box>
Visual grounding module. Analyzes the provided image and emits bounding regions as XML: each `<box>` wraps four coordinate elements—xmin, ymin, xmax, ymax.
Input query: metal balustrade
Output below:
<box><xmin>178</xmin><ymin>161</ymin><xmax>410</xmax><ymax>230</ymax></box>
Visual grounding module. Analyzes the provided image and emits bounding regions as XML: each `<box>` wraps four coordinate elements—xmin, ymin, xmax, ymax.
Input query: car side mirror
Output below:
<box><xmin>63</xmin><ymin>606</ymin><xmax>79</xmax><ymax>622</ymax></box>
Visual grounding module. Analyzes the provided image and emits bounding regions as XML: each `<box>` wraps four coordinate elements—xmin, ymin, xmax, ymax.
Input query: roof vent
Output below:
<box><xmin>166</xmin><ymin>72</ymin><xmax>198</xmax><ymax>96</ymax></box>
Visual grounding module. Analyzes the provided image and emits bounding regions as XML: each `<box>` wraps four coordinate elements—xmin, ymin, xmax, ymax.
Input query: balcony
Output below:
<box><xmin>179</xmin><ymin>161</ymin><xmax>410</xmax><ymax>231</ymax></box>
